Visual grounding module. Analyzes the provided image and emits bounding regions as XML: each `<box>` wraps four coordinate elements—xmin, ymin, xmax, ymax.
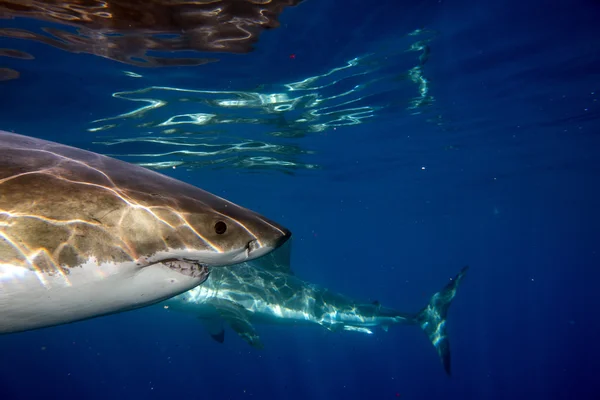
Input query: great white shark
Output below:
<box><xmin>0</xmin><ymin>130</ymin><xmax>291</xmax><ymax>334</ymax></box>
<box><xmin>162</xmin><ymin>242</ymin><xmax>468</xmax><ymax>375</ymax></box>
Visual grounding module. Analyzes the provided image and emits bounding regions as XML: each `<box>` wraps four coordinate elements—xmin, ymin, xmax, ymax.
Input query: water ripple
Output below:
<box><xmin>0</xmin><ymin>0</ymin><xmax>302</xmax><ymax>69</ymax></box>
<box><xmin>90</xmin><ymin>28</ymin><xmax>439</xmax><ymax>173</ymax></box>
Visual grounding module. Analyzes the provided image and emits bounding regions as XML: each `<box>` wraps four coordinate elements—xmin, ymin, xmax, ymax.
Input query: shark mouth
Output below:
<box><xmin>162</xmin><ymin>259</ymin><xmax>210</xmax><ymax>280</ymax></box>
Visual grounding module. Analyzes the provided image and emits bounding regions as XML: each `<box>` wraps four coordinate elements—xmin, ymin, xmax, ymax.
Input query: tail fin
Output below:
<box><xmin>414</xmin><ymin>266</ymin><xmax>468</xmax><ymax>376</ymax></box>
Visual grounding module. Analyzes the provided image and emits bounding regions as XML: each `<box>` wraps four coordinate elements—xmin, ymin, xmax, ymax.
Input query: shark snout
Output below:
<box><xmin>245</xmin><ymin>226</ymin><xmax>291</xmax><ymax>260</ymax></box>
<box><xmin>272</xmin><ymin>225</ymin><xmax>292</xmax><ymax>249</ymax></box>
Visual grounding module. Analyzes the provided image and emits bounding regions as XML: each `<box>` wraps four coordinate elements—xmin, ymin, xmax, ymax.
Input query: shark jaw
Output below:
<box><xmin>140</xmin><ymin>241</ymin><xmax>283</xmax><ymax>269</ymax></box>
<box><xmin>161</xmin><ymin>259</ymin><xmax>209</xmax><ymax>278</ymax></box>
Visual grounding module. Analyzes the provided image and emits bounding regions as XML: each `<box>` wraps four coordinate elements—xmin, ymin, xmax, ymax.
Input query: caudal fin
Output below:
<box><xmin>414</xmin><ymin>266</ymin><xmax>468</xmax><ymax>376</ymax></box>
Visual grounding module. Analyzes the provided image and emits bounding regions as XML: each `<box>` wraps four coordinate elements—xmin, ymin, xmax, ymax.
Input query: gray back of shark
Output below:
<box><xmin>0</xmin><ymin>130</ymin><xmax>291</xmax><ymax>334</ymax></box>
<box><xmin>164</xmin><ymin>241</ymin><xmax>467</xmax><ymax>376</ymax></box>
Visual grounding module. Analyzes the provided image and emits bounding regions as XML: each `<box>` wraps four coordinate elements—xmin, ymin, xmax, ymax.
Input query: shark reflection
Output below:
<box><xmin>87</xmin><ymin>30</ymin><xmax>439</xmax><ymax>174</ymax></box>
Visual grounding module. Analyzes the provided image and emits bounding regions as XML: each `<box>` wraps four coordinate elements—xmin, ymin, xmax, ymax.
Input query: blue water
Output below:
<box><xmin>1</xmin><ymin>0</ymin><xmax>599</xmax><ymax>399</ymax></box>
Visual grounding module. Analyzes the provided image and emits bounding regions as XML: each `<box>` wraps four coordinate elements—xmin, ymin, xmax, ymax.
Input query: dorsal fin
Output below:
<box><xmin>250</xmin><ymin>238</ymin><xmax>293</xmax><ymax>275</ymax></box>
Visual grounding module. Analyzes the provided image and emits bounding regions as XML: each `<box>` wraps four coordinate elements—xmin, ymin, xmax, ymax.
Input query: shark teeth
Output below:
<box><xmin>163</xmin><ymin>259</ymin><xmax>210</xmax><ymax>280</ymax></box>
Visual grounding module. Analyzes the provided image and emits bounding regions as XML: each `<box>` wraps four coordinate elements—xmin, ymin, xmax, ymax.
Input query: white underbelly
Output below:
<box><xmin>0</xmin><ymin>259</ymin><xmax>204</xmax><ymax>334</ymax></box>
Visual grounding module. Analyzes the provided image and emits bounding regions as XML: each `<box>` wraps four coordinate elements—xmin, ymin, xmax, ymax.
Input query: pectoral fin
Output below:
<box><xmin>227</xmin><ymin>314</ymin><xmax>263</xmax><ymax>349</ymax></box>
<box><xmin>198</xmin><ymin>317</ymin><xmax>225</xmax><ymax>344</ymax></box>
<box><xmin>212</xmin><ymin>299</ymin><xmax>263</xmax><ymax>349</ymax></box>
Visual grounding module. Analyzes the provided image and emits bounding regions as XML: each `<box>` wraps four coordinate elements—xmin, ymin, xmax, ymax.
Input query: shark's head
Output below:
<box><xmin>0</xmin><ymin>129</ymin><xmax>292</xmax><ymax>271</ymax></box>
<box><xmin>141</xmin><ymin>196</ymin><xmax>292</xmax><ymax>267</ymax></box>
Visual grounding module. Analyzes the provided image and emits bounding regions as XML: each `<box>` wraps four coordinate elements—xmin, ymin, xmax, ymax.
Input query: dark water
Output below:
<box><xmin>1</xmin><ymin>0</ymin><xmax>599</xmax><ymax>399</ymax></box>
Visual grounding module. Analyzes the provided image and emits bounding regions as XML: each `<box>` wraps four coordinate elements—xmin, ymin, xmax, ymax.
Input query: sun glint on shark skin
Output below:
<box><xmin>0</xmin><ymin>130</ymin><xmax>291</xmax><ymax>334</ymax></box>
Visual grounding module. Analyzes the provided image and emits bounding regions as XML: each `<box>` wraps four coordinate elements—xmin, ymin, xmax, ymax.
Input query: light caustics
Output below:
<box><xmin>89</xmin><ymin>29</ymin><xmax>439</xmax><ymax>173</ymax></box>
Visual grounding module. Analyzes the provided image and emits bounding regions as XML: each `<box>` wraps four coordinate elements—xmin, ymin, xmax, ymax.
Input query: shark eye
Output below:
<box><xmin>214</xmin><ymin>221</ymin><xmax>227</xmax><ymax>235</ymax></box>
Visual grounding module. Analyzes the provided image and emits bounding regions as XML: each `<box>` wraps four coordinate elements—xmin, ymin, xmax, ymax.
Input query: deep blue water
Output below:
<box><xmin>1</xmin><ymin>0</ymin><xmax>599</xmax><ymax>399</ymax></box>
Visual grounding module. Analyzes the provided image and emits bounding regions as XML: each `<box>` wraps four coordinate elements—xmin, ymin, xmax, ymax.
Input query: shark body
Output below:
<box><xmin>0</xmin><ymin>131</ymin><xmax>291</xmax><ymax>334</ymax></box>
<box><xmin>163</xmin><ymin>243</ymin><xmax>467</xmax><ymax>375</ymax></box>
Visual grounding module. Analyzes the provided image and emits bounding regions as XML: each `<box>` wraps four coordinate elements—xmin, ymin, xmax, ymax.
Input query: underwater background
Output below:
<box><xmin>1</xmin><ymin>0</ymin><xmax>599</xmax><ymax>399</ymax></box>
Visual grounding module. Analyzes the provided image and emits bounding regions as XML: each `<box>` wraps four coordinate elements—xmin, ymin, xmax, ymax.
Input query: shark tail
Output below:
<box><xmin>413</xmin><ymin>266</ymin><xmax>468</xmax><ymax>376</ymax></box>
